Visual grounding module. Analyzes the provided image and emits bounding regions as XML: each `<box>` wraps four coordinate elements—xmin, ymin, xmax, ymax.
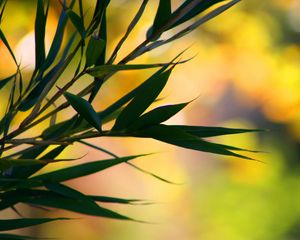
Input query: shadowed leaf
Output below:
<box><xmin>0</xmin><ymin>218</ymin><xmax>69</xmax><ymax>231</ymax></box>
<box><xmin>87</xmin><ymin>63</ymin><xmax>169</xmax><ymax>78</ymax></box>
<box><xmin>85</xmin><ymin>36</ymin><xmax>105</xmax><ymax>67</ymax></box>
<box><xmin>112</xmin><ymin>69</ymin><xmax>172</xmax><ymax>130</ymax></box>
<box><xmin>63</xmin><ymin>91</ymin><xmax>102</xmax><ymax>132</ymax></box>
<box><xmin>67</xmin><ymin>9</ymin><xmax>85</xmax><ymax>38</ymax></box>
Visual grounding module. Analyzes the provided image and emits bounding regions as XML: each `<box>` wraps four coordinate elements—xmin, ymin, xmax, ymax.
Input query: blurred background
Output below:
<box><xmin>1</xmin><ymin>0</ymin><xmax>300</xmax><ymax>239</ymax></box>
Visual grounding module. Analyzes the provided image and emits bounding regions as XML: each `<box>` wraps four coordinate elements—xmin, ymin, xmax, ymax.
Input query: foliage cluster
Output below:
<box><xmin>0</xmin><ymin>0</ymin><xmax>257</xmax><ymax>239</ymax></box>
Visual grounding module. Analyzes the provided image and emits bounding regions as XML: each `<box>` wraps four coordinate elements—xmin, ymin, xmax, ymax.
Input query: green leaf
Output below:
<box><xmin>169</xmin><ymin>0</ymin><xmax>226</xmax><ymax>29</ymax></box>
<box><xmin>44</xmin><ymin>8</ymin><xmax>68</xmax><ymax>69</ymax></box>
<box><xmin>90</xmin><ymin>195</ymin><xmax>148</xmax><ymax>205</ymax></box>
<box><xmin>171</xmin><ymin>125</ymin><xmax>262</xmax><ymax>138</ymax></box>
<box><xmin>8</xmin><ymin>189</ymin><xmax>131</xmax><ymax>220</ymax></box>
<box><xmin>9</xmin><ymin>146</ymin><xmax>66</xmax><ymax>179</ymax></box>
<box><xmin>149</xmin><ymin>0</ymin><xmax>171</xmax><ymax>38</ymax></box>
<box><xmin>0</xmin><ymin>218</ymin><xmax>68</xmax><ymax>231</ymax></box>
<box><xmin>87</xmin><ymin>63</ymin><xmax>167</xmax><ymax>78</ymax></box>
<box><xmin>129</xmin><ymin>101</ymin><xmax>190</xmax><ymax>130</ymax></box>
<box><xmin>0</xmin><ymin>233</ymin><xmax>40</xmax><ymax>240</ymax></box>
<box><xmin>3</xmin><ymin>146</ymin><xmax>48</xmax><ymax>178</ymax></box>
<box><xmin>35</xmin><ymin>0</ymin><xmax>46</xmax><ymax>70</ymax></box>
<box><xmin>112</xmin><ymin>69</ymin><xmax>172</xmax><ymax>131</ymax></box>
<box><xmin>67</xmin><ymin>9</ymin><xmax>86</xmax><ymax>39</ymax></box>
<box><xmin>0</xmin><ymin>73</ymin><xmax>16</xmax><ymax>90</ymax></box>
<box><xmin>134</xmin><ymin>124</ymin><xmax>253</xmax><ymax>160</ymax></box>
<box><xmin>44</xmin><ymin>182</ymin><xmax>98</xmax><ymax>208</ymax></box>
<box><xmin>63</xmin><ymin>91</ymin><xmax>102</xmax><ymax>132</ymax></box>
<box><xmin>85</xmin><ymin>36</ymin><xmax>105</xmax><ymax>67</ymax></box>
<box><xmin>30</xmin><ymin>155</ymin><xmax>145</xmax><ymax>184</ymax></box>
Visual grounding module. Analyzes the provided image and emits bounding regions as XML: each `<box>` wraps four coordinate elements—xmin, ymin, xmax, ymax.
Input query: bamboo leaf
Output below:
<box><xmin>129</xmin><ymin>101</ymin><xmax>190</xmax><ymax>130</ymax></box>
<box><xmin>112</xmin><ymin>69</ymin><xmax>172</xmax><ymax>131</ymax></box>
<box><xmin>63</xmin><ymin>91</ymin><xmax>102</xmax><ymax>132</ymax></box>
<box><xmin>35</xmin><ymin>0</ymin><xmax>46</xmax><ymax>70</ymax></box>
<box><xmin>169</xmin><ymin>0</ymin><xmax>226</xmax><ymax>29</ymax></box>
<box><xmin>8</xmin><ymin>189</ymin><xmax>132</xmax><ymax>220</ymax></box>
<box><xmin>0</xmin><ymin>233</ymin><xmax>41</xmax><ymax>240</ymax></box>
<box><xmin>134</xmin><ymin>124</ymin><xmax>253</xmax><ymax>160</ymax></box>
<box><xmin>0</xmin><ymin>73</ymin><xmax>16</xmax><ymax>90</ymax></box>
<box><xmin>171</xmin><ymin>125</ymin><xmax>262</xmax><ymax>138</ymax></box>
<box><xmin>67</xmin><ymin>9</ymin><xmax>85</xmax><ymax>39</ymax></box>
<box><xmin>148</xmin><ymin>0</ymin><xmax>171</xmax><ymax>38</ymax></box>
<box><xmin>44</xmin><ymin>182</ymin><xmax>100</xmax><ymax>208</ymax></box>
<box><xmin>44</xmin><ymin>8</ymin><xmax>68</xmax><ymax>69</ymax></box>
<box><xmin>0</xmin><ymin>218</ymin><xmax>69</xmax><ymax>231</ymax></box>
<box><xmin>85</xmin><ymin>36</ymin><xmax>105</xmax><ymax>67</ymax></box>
<box><xmin>3</xmin><ymin>146</ymin><xmax>48</xmax><ymax>178</ymax></box>
<box><xmin>87</xmin><ymin>63</ymin><xmax>169</xmax><ymax>78</ymax></box>
<box><xmin>90</xmin><ymin>195</ymin><xmax>148</xmax><ymax>205</ymax></box>
<box><xmin>30</xmin><ymin>155</ymin><xmax>146</xmax><ymax>183</ymax></box>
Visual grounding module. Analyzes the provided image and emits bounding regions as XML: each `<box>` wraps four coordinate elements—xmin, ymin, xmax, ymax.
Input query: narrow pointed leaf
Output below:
<box><xmin>100</xmin><ymin>65</ymin><xmax>168</xmax><ymax>118</ymax></box>
<box><xmin>9</xmin><ymin>189</ymin><xmax>131</xmax><ymax>220</ymax></box>
<box><xmin>30</xmin><ymin>155</ymin><xmax>145</xmax><ymax>183</ymax></box>
<box><xmin>148</xmin><ymin>0</ymin><xmax>171</xmax><ymax>38</ymax></box>
<box><xmin>129</xmin><ymin>101</ymin><xmax>190</xmax><ymax>130</ymax></box>
<box><xmin>0</xmin><ymin>73</ymin><xmax>16</xmax><ymax>90</ymax></box>
<box><xmin>0</xmin><ymin>233</ymin><xmax>40</xmax><ymax>240</ymax></box>
<box><xmin>63</xmin><ymin>91</ymin><xmax>102</xmax><ymax>132</ymax></box>
<box><xmin>87</xmin><ymin>63</ymin><xmax>168</xmax><ymax>78</ymax></box>
<box><xmin>0</xmin><ymin>218</ymin><xmax>68</xmax><ymax>231</ymax></box>
<box><xmin>90</xmin><ymin>195</ymin><xmax>148</xmax><ymax>205</ymax></box>
<box><xmin>3</xmin><ymin>146</ymin><xmax>48</xmax><ymax>178</ymax></box>
<box><xmin>85</xmin><ymin>36</ymin><xmax>105</xmax><ymax>67</ymax></box>
<box><xmin>172</xmin><ymin>125</ymin><xmax>262</xmax><ymax>138</ymax></box>
<box><xmin>44</xmin><ymin>182</ymin><xmax>98</xmax><ymax>208</ymax></box>
<box><xmin>169</xmin><ymin>0</ymin><xmax>226</xmax><ymax>29</ymax></box>
<box><xmin>35</xmin><ymin>0</ymin><xmax>46</xmax><ymax>70</ymax></box>
<box><xmin>44</xmin><ymin>9</ymin><xmax>68</xmax><ymax>69</ymax></box>
<box><xmin>67</xmin><ymin>10</ymin><xmax>85</xmax><ymax>39</ymax></box>
<box><xmin>134</xmin><ymin>124</ymin><xmax>253</xmax><ymax>159</ymax></box>
<box><xmin>112</xmin><ymin>69</ymin><xmax>172</xmax><ymax>130</ymax></box>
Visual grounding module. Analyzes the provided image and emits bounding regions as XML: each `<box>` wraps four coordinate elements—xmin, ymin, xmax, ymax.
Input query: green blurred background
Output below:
<box><xmin>1</xmin><ymin>0</ymin><xmax>300</xmax><ymax>239</ymax></box>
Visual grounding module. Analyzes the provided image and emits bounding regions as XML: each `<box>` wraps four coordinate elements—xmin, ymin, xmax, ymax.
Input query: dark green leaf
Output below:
<box><xmin>44</xmin><ymin>182</ymin><xmax>98</xmax><ymax>208</ymax></box>
<box><xmin>0</xmin><ymin>218</ymin><xmax>68</xmax><ymax>231</ymax></box>
<box><xmin>149</xmin><ymin>0</ymin><xmax>171</xmax><ymax>38</ymax></box>
<box><xmin>8</xmin><ymin>189</ymin><xmax>131</xmax><ymax>220</ymax></box>
<box><xmin>4</xmin><ymin>146</ymin><xmax>48</xmax><ymax>178</ymax></box>
<box><xmin>44</xmin><ymin>9</ymin><xmax>68</xmax><ymax>69</ymax></box>
<box><xmin>67</xmin><ymin>9</ymin><xmax>85</xmax><ymax>39</ymax></box>
<box><xmin>10</xmin><ymin>146</ymin><xmax>66</xmax><ymax>179</ymax></box>
<box><xmin>112</xmin><ymin>69</ymin><xmax>172</xmax><ymax>130</ymax></box>
<box><xmin>134</xmin><ymin>124</ymin><xmax>253</xmax><ymax>160</ymax></box>
<box><xmin>100</xmin><ymin>65</ymin><xmax>168</xmax><ymax>119</ymax></box>
<box><xmin>0</xmin><ymin>233</ymin><xmax>40</xmax><ymax>240</ymax></box>
<box><xmin>172</xmin><ymin>125</ymin><xmax>262</xmax><ymax>138</ymax></box>
<box><xmin>0</xmin><ymin>73</ymin><xmax>15</xmax><ymax>90</ymax></box>
<box><xmin>169</xmin><ymin>0</ymin><xmax>226</xmax><ymax>30</ymax></box>
<box><xmin>90</xmin><ymin>195</ymin><xmax>147</xmax><ymax>205</ymax></box>
<box><xmin>87</xmin><ymin>63</ymin><xmax>167</xmax><ymax>78</ymax></box>
<box><xmin>129</xmin><ymin>101</ymin><xmax>190</xmax><ymax>130</ymax></box>
<box><xmin>34</xmin><ymin>0</ymin><xmax>46</xmax><ymax>70</ymax></box>
<box><xmin>85</xmin><ymin>36</ymin><xmax>105</xmax><ymax>67</ymax></box>
<box><xmin>63</xmin><ymin>91</ymin><xmax>102</xmax><ymax>132</ymax></box>
<box><xmin>30</xmin><ymin>155</ymin><xmax>145</xmax><ymax>183</ymax></box>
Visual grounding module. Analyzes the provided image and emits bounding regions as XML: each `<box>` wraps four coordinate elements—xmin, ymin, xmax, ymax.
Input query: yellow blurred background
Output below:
<box><xmin>1</xmin><ymin>0</ymin><xmax>300</xmax><ymax>239</ymax></box>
